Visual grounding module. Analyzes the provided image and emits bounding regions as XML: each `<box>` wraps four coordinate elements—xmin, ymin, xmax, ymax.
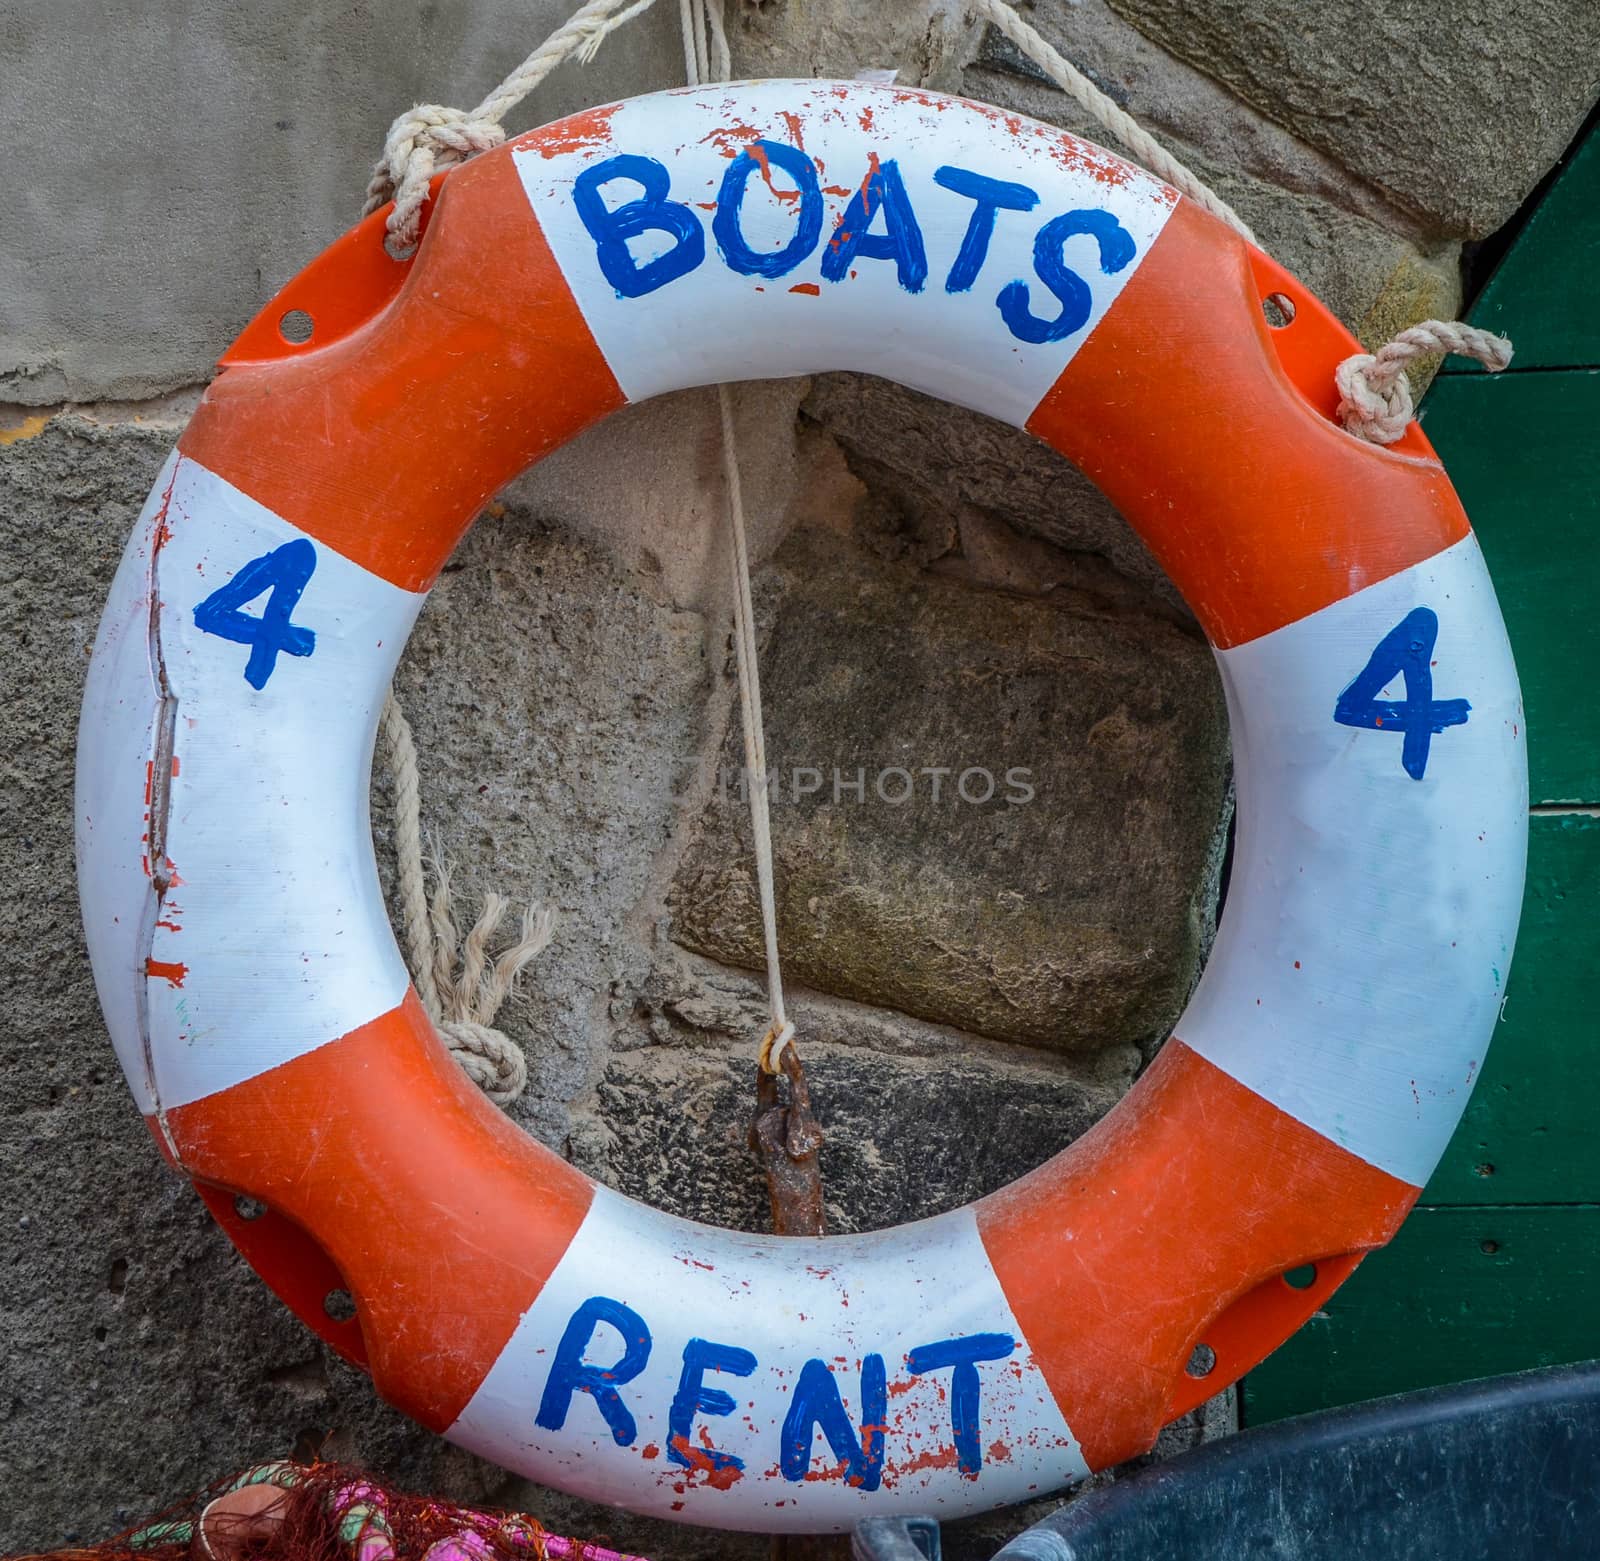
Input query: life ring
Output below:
<box><xmin>76</xmin><ymin>81</ymin><xmax>1527</xmax><ymax>1532</ymax></box>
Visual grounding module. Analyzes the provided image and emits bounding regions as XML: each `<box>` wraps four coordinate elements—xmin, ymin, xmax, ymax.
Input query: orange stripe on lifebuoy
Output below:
<box><xmin>178</xmin><ymin>148</ymin><xmax>624</xmax><ymax>594</ymax></box>
<box><xmin>164</xmin><ymin>990</ymin><xmax>594</xmax><ymax>1432</ymax></box>
<box><xmin>976</xmin><ymin>1038</ymin><xmax>1417</xmax><ymax>1470</ymax></box>
<box><xmin>1027</xmin><ymin>200</ymin><xmax>1470</xmax><ymax>649</ymax></box>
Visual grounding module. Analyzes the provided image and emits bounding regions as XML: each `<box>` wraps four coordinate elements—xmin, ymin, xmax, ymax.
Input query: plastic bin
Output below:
<box><xmin>855</xmin><ymin>1362</ymin><xmax>1600</xmax><ymax>1560</ymax></box>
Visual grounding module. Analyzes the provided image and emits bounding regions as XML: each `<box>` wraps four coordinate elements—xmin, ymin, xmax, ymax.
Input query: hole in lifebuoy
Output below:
<box><xmin>323</xmin><ymin>1287</ymin><xmax>358</xmax><ymax>1322</ymax></box>
<box><xmin>1283</xmin><ymin>1263</ymin><xmax>1317</xmax><ymax>1290</ymax></box>
<box><xmin>1261</xmin><ymin>292</ymin><xmax>1297</xmax><ymax>329</ymax></box>
<box><xmin>1185</xmin><ymin>1342</ymin><xmax>1217</xmax><ymax>1378</ymax></box>
<box><xmin>234</xmin><ymin>1194</ymin><xmax>268</xmax><ymax>1221</ymax></box>
<box><xmin>278</xmin><ymin>308</ymin><xmax>315</xmax><ymax>345</ymax></box>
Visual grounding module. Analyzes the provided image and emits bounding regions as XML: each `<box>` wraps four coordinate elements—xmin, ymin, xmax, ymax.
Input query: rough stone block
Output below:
<box><xmin>0</xmin><ymin>0</ymin><xmax>964</xmax><ymax>405</ymax></box>
<box><xmin>669</xmin><ymin>525</ymin><xmax>1230</xmax><ymax>1053</ymax></box>
<box><xmin>962</xmin><ymin>1</ymin><xmax>1468</xmax><ymax>334</ymax></box>
<box><xmin>1102</xmin><ymin>0</ymin><xmax>1600</xmax><ymax>237</ymax></box>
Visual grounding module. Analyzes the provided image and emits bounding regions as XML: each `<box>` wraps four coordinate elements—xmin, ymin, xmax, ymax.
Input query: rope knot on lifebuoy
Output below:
<box><xmin>436</xmin><ymin>1017</ymin><xmax>528</xmax><ymax>1107</ymax></box>
<box><xmin>1336</xmin><ymin>321</ymin><xmax>1513</xmax><ymax>445</ymax></box>
<box><xmin>364</xmin><ymin>104</ymin><xmax>508</xmax><ymax>257</ymax></box>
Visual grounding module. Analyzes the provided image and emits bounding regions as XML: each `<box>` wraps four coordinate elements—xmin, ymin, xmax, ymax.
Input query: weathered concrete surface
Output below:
<box><xmin>669</xmin><ymin>528</ymin><xmax>1229</xmax><ymax>1052</ymax></box>
<box><xmin>0</xmin><ymin>0</ymin><xmax>967</xmax><ymax>404</ymax></box>
<box><xmin>804</xmin><ymin>373</ymin><xmax>1185</xmax><ymax>609</ymax></box>
<box><xmin>1103</xmin><ymin>0</ymin><xmax>1600</xmax><ymax>238</ymax></box>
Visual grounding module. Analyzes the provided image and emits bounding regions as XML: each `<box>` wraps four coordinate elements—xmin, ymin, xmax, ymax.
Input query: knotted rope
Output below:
<box><xmin>363</xmin><ymin>0</ymin><xmax>671</xmax><ymax>258</ymax></box>
<box><xmin>1335</xmin><ymin>320</ymin><xmax>1514</xmax><ymax>444</ymax></box>
<box><xmin>379</xmin><ymin>692</ymin><xmax>554</xmax><ymax>1107</ymax></box>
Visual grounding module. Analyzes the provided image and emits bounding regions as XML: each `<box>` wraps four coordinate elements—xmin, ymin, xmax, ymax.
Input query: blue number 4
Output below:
<box><xmin>193</xmin><ymin>539</ymin><xmax>317</xmax><ymax>690</ymax></box>
<box><xmin>1333</xmin><ymin>606</ymin><xmax>1470</xmax><ymax>781</ymax></box>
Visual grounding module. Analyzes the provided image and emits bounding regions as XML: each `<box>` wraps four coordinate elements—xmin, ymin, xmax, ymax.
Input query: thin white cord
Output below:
<box><xmin>717</xmin><ymin>385</ymin><xmax>796</xmax><ymax>1075</ymax></box>
<box><xmin>676</xmin><ymin>1</ymin><xmax>798</xmax><ymax>1074</ymax></box>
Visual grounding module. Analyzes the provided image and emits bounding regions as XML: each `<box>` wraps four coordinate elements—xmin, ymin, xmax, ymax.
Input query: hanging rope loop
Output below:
<box><xmin>1336</xmin><ymin>321</ymin><xmax>1514</xmax><ymax>445</ymax></box>
<box><xmin>379</xmin><ymin>692</ymin><xmax>555</xmax><ymax>1107</ymax></box>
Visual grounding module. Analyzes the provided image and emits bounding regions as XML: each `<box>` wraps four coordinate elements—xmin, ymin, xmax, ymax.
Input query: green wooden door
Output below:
<box><xmin>1242</xmin><ymin>124</ymin><xmax>1600</xmax><ymax>1425</ymax></box>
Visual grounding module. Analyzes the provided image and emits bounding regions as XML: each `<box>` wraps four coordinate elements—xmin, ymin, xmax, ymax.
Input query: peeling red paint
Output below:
<box><xmin>667</xmin><ymin>1434</ymin><xmax>743</xmax><ymax>1491</ymax></box>
<box><xmin>745</xmin><ymin>141</ymin><xmax>799</xmax><ymax>204</ymax></box>
<box><xmin>518</xmin><ymin>103</ymin><xmax>623</xmax><ymax>160</ymax></box>
<box><xmin>145</xmin><ymin>958</ymin><xmax>188</xmax><ymax>988</ymax></box>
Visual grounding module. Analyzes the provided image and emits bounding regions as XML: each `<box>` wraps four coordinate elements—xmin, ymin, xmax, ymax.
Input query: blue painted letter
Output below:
<box><xmin>932</xmin><ymin>166</ymin><xmax>1039</xmax><ymax>293</ymax></box>
<box><xmin>572</xmin><ymin>153</ymin><xmax>705</xmax><ymax>298</ymax></box>
<box><xmin>780</xmin><ymin>1355</ymin><xmax>887</xmax><ymax>1491</ymax></box>
<box><xmin>668</xmin><ymin>1337</ymin><xmax>758</xmax><ymax>1472</ymax></box>
<box><xmin>1333</xmin><ymin>607</ymin><xmax>1470</xmax><ymax>780</ymax></box>
<box><xmin>713</xmin><ymin>140</ymin><xmax>823</xmax><ymax>279</ymax></box>
<box><xmin>821</xmin><ymin>156</ymin><xmax>928</xmax><ymax>293</ymax></box>
<box><xmin>997</xmin><ymin>208</ymin><xmax>1136</xmax><ymax>344</ymax></box>
<box><xmin>193</xmin><ymin>538</ymin><xmax>317</xmax><ymax>690</ymax></box>
<box><xmin>906</xmin><ymin>1333</ymin><xmax>1016</xmax><ymax>1475</ymax></box>
<box><xmin>534</xmin><ymin>1296</ymin><xmax>652</xmax><ymax>1445</ymax></box>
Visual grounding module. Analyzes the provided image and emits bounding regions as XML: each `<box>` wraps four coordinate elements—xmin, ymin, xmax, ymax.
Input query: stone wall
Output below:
<box><xmin>2</xmin><ymin>2</ymin><xmax>1593</xmax><ymax>1557</ymax></box>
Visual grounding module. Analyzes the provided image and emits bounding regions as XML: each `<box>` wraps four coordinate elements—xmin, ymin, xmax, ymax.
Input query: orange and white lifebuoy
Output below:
<box><xmin>77</xmin><ymin>82</ymin><xmax>1527</xmax><ymax>1532</ymax></box>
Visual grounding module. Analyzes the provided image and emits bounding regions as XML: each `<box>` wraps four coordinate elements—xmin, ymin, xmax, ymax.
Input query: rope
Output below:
<box><xmin>672</xmin><ymin>0</ymin><xmax>795</xmax><ymax>1074</ymax></box>
<box><xmin>1335</xmin><ymin>320</ymin><xmax>1514</xmax><ymax>445</ymax></box>
<box><xmin>363</xmin><ymin>0</ymin><xmax>670</xmax><ymax>258</ymax></box>
<box><xmin>968</xmin><ymin>0</ymin><xmax>1515</xmax><ymax>438</ymax></box>
<box><xmin>969</xmin><ymin>0</ymin><xmax>1256</xmax><ymax>244</ymax></box>
<box><xmin>379</xmin><ymin>691</ymin><xmax>555</xmax><ymax>1107</ymax></box>
<box><xmin>718</xmin><ymin>384</ymin><xmax>796</xmax><ymax>1075</ymax></box>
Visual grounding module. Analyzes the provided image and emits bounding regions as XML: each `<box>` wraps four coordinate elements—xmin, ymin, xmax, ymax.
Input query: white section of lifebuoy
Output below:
<box><xmin>512</xmin><ymin>81</ymin><xmax>1175</xmax><ymax>427</ymax></box>
<box><xmin>77</xmin><ymin>457</ymin><xmax>425</xmax><ymax>1114</ymax></box>
<box><xmin>1181</xmin><ymin>533</ymin><xmax>1527</xmax><ymax>1186</ymax></box>
<box><xmin>447</xmin><ymin>1187</ymin><xmax>1083</xmax><ymax>1532</ymax></box>
<box><xmin>76</xmin><ymin>454</ymin><xmax>177</xmax><ymax>1117</ymax></box>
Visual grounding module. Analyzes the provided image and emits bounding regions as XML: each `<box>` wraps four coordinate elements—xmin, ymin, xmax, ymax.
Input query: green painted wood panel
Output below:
<box><xmin>1421</xmin><ymin>371</ymin><xmax>1600</xmax><ymax>804</ymax></box>
<box><xmin>1241</xmin><ymin>1206</ymin><xmax>1600</xmax><ymax>1426</ymax></box>
<box><xmin>1426</xmin><ymin>814</ymin><xmax>1600</xmax><ymax>1204</ymax></box>
<box><xmin>1443</xmin><ymin>127</ymin><xmax>1600</xmax><ymax>372</ymax></box>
